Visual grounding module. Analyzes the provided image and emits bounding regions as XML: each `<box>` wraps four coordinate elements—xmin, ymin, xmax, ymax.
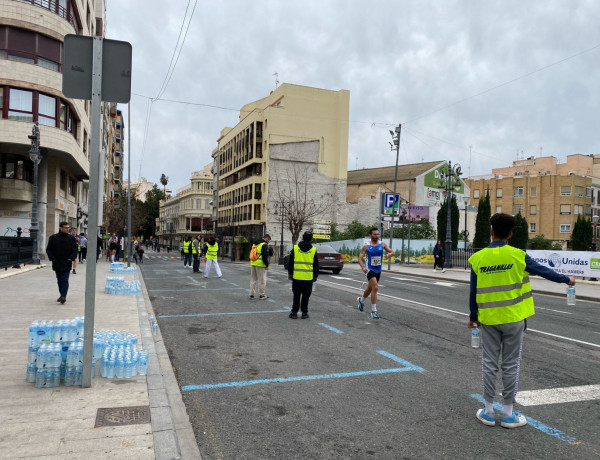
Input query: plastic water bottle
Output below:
<box><xmin>28</xmin><ymin>344</ymin><xmax>39</xmax><ymax>365</ymax></box>
<box><xmin>288</xmin><ymin>280</ymin><xmax>292</xmax><ymax>290</ymax></box>
<box><xmin>138</xmin><ymin>351</ymin><xmax>148</xmax><ymax>376</ymax></box>
<box><xmin>312</xmin><ymin>282</ymin><xmax>316</xmax><ymax>292</ymax></box>
<box><xmin>26</xmin><ymin>364</ymin><xmax>37</xmax><ymax>383</ymax></box>
<box><xmin>148</xmin><ymin>315</ymin><xmax>155</xmax><ymax>326</ymax></box>
<box><xmin>471</xmin><ymin>328</ymin><xmax>480</xmax><ymax>348</ymax></box>
<box><xmin>566</xmin><ymin>286</ymin><xmax>576</xmax><ymax>306</ymax></box>
<box><xmin>152</xmin><ymin>322</ymin><xmax>158</xmax><ymax>336</ymax></box>
<box><xmin>29</xmin><ymin>321</ymin><xmax>39</xmax><ymax>343</ymax></box>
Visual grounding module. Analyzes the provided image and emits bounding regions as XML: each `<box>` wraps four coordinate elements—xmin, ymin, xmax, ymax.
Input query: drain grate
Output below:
<box><xmin>94</xmin><ymin>405</ymin><xmax>151</xmax><ymax>427</ymax></box>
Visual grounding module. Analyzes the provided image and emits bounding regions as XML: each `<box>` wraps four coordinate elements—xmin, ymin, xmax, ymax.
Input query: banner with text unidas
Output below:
<box><xmin>527</xmin><ymin>250</ymin><xmax>600</xmax><ymax>277</ymax></box>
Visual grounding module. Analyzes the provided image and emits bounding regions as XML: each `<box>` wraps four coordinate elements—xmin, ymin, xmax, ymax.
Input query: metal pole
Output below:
<box><xmin>407</xmin><ymin>171</ymin><xmax>412</xmax><ymax>264</ymax></box>
<box><xmin>29</xmin><ymin>122</ymin><xmax>41</xmax><ymax>264</ymax></box>
<box><xmin>444</xmin><ymin>162</ymin><xmax>453</xmax><ymax>269</ymax></box>
<box><xmin>400</xmin><ymin>208</ymin><xmax>405</xmax><ymax>263</ymax></box>
<box><xmin>464</xmin><ymin>204</ymin><xmax>468</xmax><ymax>270</ymax></box>
<box><xmin>279</xmin><ymin>203</ymin><xmax>284</xmax><ymax>265</ymax></box>
<box><xmin>13</xmin><ymin>227</ymin><xmax>22</xmax><ymax>269</ymax></box>
<box><xmin>377</xmin><ymin>192</ymin><xmax>383</xmax><ymax>237</ymax></box>
<box><xmin>127</xmin><ymin>102</ymin><xmax>132</xmax><ymax>267</ymax></box>
<box><xmin>82</xmin><ymin>36</ymin><xmax>103</xmax><ymax>388</ymax></box>
<box><xmin>388</xmin><ymin>124</ymin><xmax>401</xmax><ymax>270</ymax></box>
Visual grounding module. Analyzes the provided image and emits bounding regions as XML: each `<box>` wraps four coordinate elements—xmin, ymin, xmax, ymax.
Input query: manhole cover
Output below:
<box><xmin>95</xmin><ymin>406</ymin><xmax>151</xmax><ymax>427</ymax></box>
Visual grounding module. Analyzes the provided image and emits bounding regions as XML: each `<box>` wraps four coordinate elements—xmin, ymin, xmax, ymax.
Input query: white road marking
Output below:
<box><xmin>517</xmin><ymin>385</ymin><xmax>600</xmax><ymax>406</ymax></box>
<box><xmin>390</xmin><ymin>276</ymin><xmax>457</xmax><ymax>287</ymax></box>
<box><xmin>536</xmin><ymin>307</ymin><xmax>573</xmax><ymax>315</ymax></box>
<box><xmin>331</xmin><ymin>276</ymin><xmax>356</xmax><ymax>281</ymax></box>
<box><xmin>387</xmin><ymin>279</ymin><xmax>430</xmax><ymax>289</ymax></box>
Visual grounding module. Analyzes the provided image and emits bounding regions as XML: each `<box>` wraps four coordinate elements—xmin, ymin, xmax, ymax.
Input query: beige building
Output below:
<box><xmin>215</xmin><ymin>83</ymin><xmax>349</xmax><ymax>258</ymax></box>
<box><xmin>157</xmin><ymin>163</ymin><xmax>214</xmax><ymax>249</ymax></box>
<box><xmin>0</xmin><ymin>0</ymin><xmax>106</xmax><ymax>254</ymax></box>
<box><xmin>122</xmin><ymin>177</ymin><xmax>156</xmax><ymax>203</ymax></box>
<box><xmin>466</xmin><ymin>174</ymin><xmax>593</xmax><ymax>244</ymax></box>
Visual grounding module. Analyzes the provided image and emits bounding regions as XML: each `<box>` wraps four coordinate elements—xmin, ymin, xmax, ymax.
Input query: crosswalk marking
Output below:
<box><xmin>517</xmin><ymin>384</ymin><xmax>600</xmax><ymax>406</ymax></box>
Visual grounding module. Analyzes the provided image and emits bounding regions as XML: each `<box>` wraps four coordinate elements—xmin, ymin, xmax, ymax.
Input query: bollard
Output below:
<box><xmin>12</xmin><ymin>227</ymin><xmax>22</xmax><ymax>269</ymax></box>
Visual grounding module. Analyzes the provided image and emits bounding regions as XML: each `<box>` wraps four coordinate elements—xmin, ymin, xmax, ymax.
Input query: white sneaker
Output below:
<box><xmin>433</xmin><ymin>269</ymin><xmax>436</xmax><ymax>272</ymax></box>
<box><xmin>442</xmin><ymin>269</ymin><xmax>446</xmax><ymax>273</ymax></box>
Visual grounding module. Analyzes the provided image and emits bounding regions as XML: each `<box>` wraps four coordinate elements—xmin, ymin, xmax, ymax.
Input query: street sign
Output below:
<box><xmin>314</xmin><ymin>234</ymin><xmax>331</xmax><ymax>240</ymax></box>
<box><xmin>384</xmin><ymin>193</ymin><xmax>401</xmax><ymax>214</ymax></box>
<box><xmin>63</xmin><ymin>35</ymin><xmax>132</xmax><ymax>102</ymax></box>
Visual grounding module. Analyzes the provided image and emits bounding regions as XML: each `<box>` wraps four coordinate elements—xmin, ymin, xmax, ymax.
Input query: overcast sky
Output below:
<box><xmin>106</xmin><ymin>0</ymin><xmax>600</xmax><ymax>193</ymax></box>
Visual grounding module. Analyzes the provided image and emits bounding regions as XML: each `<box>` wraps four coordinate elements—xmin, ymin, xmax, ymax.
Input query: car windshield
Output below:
<box><xmin>316</xmin><ymin>245</ymin><xmax>336</xmax><ymax>253</ymax></box>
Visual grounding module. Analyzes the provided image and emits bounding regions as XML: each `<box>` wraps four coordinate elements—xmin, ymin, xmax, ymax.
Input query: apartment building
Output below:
<box><xmin>122</xmin><ymin>177</ymin><xmax>156</xmax><ymax>203</ymax></box>
<box><xmin>0</xmin><ymin>0</ymin><xmax>105</xmax><ymax>254</ymax></box>
<box><xmin>157</xmin><ymin>163</ymin><xmax>214</xmax><ymax>249</ymax></box>
<box><xmin>216</xmin><ymin>83</ymin><xmax>349</xmax><ymax>257</ymax></box>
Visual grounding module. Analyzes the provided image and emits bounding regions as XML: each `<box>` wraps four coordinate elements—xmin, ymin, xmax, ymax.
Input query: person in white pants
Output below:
<box><xmin>202</xmin><ymin>236</ymin><xmax>222</xmax><ymax>278</ymax></box>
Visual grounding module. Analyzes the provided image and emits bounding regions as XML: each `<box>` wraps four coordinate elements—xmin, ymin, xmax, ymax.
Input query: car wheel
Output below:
<box><xmin>332</xmin><ymin>268</ymin><xmax>341</xmax><ymax>274</ymax></box>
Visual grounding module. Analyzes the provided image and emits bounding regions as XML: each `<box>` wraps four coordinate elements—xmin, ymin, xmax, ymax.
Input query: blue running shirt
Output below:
<box><xmin>366</xmin><ymin>243</ymin><xmax>384</xmax><ymax>273</ymax></box>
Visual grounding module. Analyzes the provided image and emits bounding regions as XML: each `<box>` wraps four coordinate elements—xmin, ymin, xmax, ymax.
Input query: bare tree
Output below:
<box><xmin>103</xmin><ymin>196</ymin><xmax>145</xmax><ymax>236</ymax></box>
<box><xmin>272</xmin><ymin>164</ymin><xmax>334</xmax><ymax>244</ymax></box>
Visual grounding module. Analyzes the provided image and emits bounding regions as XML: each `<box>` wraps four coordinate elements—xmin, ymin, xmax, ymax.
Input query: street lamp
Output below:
<box><xmin>463</xmin><ymin>196</ymin><xmax>470</xmax><ymax>269</ymax></box>
<box><xmin>438</xmin><ymin>161</ymin><xmax>462</xmax><ymax>269</ymax></box>
<box><xmin>593</xmin><ymin>214</ymin><xmax>599</xmax><ymax>252</ymax></box>
<box><xmin>388</xmin><ymin>124</ymin><xmax>401</xmax><ymax>270</ymax></box>
<box><xmin>28</xmin><ymin>122</ymin><xmax>41</xmax><ymax>265</ymax></box>
<box><xmin>169</xmin><ymin>221</ymin><xmax>174</xmax><ymax>252</ymax></box>
<box><xmin>273</xmin><ymin>202</ymin><xmax>288</xmax><ymax>265</ymax></box>
<box><xmin>400</xmin><ymin>202</ymin><xmax>407</xmax><ymax>263</ymax></box>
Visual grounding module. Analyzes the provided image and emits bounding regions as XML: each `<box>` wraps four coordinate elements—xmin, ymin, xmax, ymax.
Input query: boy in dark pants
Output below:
<box><xmin>468</xmin><ymin>213</ymin><xmax>575</xmax><ymax>428</ymax></box>
<box><xmin>287</xmin><ymin>232</ymin><xmax>319</xmax><ymax>319</ymax></box>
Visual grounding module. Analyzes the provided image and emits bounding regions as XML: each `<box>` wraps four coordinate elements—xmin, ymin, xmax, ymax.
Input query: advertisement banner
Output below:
<box><xmin>527</xmin><ymin>250</ymin><xmax>600</xmax><ymax>277</ymax></box>
<box><xmin>404</xmin><ymin>206</ymin><xmax>430</xmax><ymax>223</ymax></box>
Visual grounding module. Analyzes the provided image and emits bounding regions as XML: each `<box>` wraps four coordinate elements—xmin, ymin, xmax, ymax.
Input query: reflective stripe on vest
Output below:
<box><xmin>250</xmin><ymin>242</ymin><xmax>266</xmax><ymax>267</ymax></box>
<box><xmin>292</xmin><ymin>245</ymin><xmax>316</xmax><ymax>281</ymax></box>
<box><xmin>468</xmin><ymin>245</ymin><xmax>534</xmax><ymax>325</ymax></box>
<box><xmin>206</xmin><ymin>242</ymin><xmax>218</xmax><ymax>260</ymax></box>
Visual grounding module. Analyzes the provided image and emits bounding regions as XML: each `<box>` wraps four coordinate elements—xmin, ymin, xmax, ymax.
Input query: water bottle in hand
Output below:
<box><xmin>566</xmin><ymin>286</ymin><xmax>576</xmax><ymax>306</ymax></box>
<box><xmin>471</xmin><ymin>328</ymin><xmax>480</xmax><ymax>348</ymax></box>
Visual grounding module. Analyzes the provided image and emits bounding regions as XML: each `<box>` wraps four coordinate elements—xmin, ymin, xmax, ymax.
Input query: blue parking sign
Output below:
<box><xmin>384</xmin><ymin>193</ymin><xmax>400</xmax><ymax>213</ymax></box>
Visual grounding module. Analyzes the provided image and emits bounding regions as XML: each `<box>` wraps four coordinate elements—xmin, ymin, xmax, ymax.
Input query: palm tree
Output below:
<box><xmin>159</xmin><ymin>174</ymin><xmax>168</xmax><ymax>197</ymax></box>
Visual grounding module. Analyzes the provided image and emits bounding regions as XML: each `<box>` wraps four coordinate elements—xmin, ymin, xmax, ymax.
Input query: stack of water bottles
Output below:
<box><xmin>26</xmin><ymin>319</ymin><xmax>148</xmax><ymax>388</ymax></box>
<box><xmin>110</xmin><ymin>262</ymin><xmax>137</xmax><ymax>273</ymax></box>
<box><xmin>105</xmin><ymin>276</ymin><xmax>142</xmax><ymax>297</ymax></box>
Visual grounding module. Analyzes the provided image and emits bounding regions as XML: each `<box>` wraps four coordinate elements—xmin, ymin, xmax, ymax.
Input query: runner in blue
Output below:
<box><xmin>357</xmin><ymin>228</ymin><xmax>394</xmax><ymax>319</ymax></box>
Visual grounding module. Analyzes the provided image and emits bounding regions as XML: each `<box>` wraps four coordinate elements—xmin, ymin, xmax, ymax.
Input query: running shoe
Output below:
<box><xmin>259</xmin><ymin>295</ymin><xmax>268</xmax><ymax>300</ymax></box>
<box><xmin>371</xmin><ymin>311</ymin><xmax>379</xmax><ymax>319</ymax></box>
<box><xmin>357</xmin><ymin>297</ymin><xmax>364</xmax><ymax>312</ymax></box>
<box><xmin>476</xmin><ymin>408</ymin><xmax>495</xmax><ymax>426</ymax></box>
<box><xmin>500</xmin><ymin>411</ymin><xmax>527</xmax><ymax>428</ymax></box>
<box><xmin>301</xmin><ymin>313</ymin><xmax>309</xmax><ymax>319</ymax></box>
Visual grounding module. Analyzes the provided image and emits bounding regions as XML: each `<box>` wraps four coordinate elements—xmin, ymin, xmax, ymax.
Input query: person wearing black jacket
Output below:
<box><xmin>46</xmin><ymin>221</ymin><xmax>78</xmax><ymax>304</ymax></box>
<box><xmin>287</xmin><ymin>231</ymin><xmax>319</xmax><ymax>319</ymax></box>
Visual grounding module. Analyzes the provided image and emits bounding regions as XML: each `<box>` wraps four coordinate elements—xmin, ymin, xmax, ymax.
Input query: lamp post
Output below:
<box><xmin>463</xmin><ymin>196</ymin><xmax>470</xmax><ymax>269</ymax></box>
<box><xmin>388</xmin><ymin>125</ymin><xmax>401</xmax><ymax>270</ymax></box>
<box><xmin>274</xmin><ymin>202</ymin><xmax>287</xmax><ymax>265</ymax></box>
<box><xmin>439</xmin><ymin>161</ymin><xmax>462</xmax><ymax>269</ymax></box>
<box><xmin>28</xmin><ymin>122</ymin><xmax>41</xmax><ymax>265</ymax></box>
<box><xmin>400</xmin><ymin>202</ymin><xmax>407</xmax><ymax>263</ymax></box>
<box><xmin>230</xmin><ymin>215</ymin><xmax>236</xmax><ymax>262</ymax></box>
<box><xmin>169</xmin><ymin>221</ymin><xmax>174</xmax><ymax>252</ymax></box>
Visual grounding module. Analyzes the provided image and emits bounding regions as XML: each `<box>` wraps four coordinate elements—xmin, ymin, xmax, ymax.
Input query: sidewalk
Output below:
<box><xmin>0</xmin><ymin>259</ymin><xmax>200</xmax><ymax>459</ymax></box>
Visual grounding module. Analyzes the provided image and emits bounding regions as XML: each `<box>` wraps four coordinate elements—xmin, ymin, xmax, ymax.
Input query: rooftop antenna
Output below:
<box><xmin>273</xmin><ymin>72</ymin><xmax>279</xmax><ymax>89</ymax></box>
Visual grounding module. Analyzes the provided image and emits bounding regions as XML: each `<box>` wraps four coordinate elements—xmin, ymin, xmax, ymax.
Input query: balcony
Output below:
<box><xmin>19</xmin><ymin>0</ymin><xmax>77</xmax><ymax>31</ymax></box>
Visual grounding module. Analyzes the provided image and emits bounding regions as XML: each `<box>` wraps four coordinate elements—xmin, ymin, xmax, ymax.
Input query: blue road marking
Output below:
<box><xmin>148</xmin><ymin>287</ymin><xmax>245</xmax><ymax>292</ymax></box>
<box><xmin>377</xmin><ymin>350</ymin><xmax>425</xmax><ymax>371</ymax></box>
<box><xmin>159</xmin><ymin>308</ymin><xmax>291</xmax><ymax>318</ymax></box>
<box><xmin>319</xmin><ymin>323</ymin><xmax>344</xmax><ymax>334</ymax></box>
<box><xmin>182</xmin><ymin>350</ymin><xmax>424</xmax><ymax>391</ymax></box>
<box><xmin>470</xmin><ymin>394</ymin><xmax>578</xmax><ymax>443</ymax></box>
<box><xmin>230</xmin><ymin>283</ymin><xmax>239</xmax><ymax>287</ymax></box>
<box><xmin>268</xmin><ymin>299</ymin><xmax>275</xmax><ymax>303</ymax></box>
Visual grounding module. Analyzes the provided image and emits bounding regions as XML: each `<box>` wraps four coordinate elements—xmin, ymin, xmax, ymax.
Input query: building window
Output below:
<box><xmin>513</xmin><ymin>187</ymin><xmax>523</xmax><ymax>198</ymax></box>
<box><xmin>83</xmin><ymin>131</ymin><xmax>88</xmax><ymax>155</ymax></box>
<box><xmin>530</xmin><ymin>186</ymin><xmax>537</xmax><ymax>197</ymax></box>
<box><xmin>529</xmin><ymin>223</ymin><xmax>536</xmax><ymax>233</ymax></box>
<box><xmin>496</xmin><ymin>206</ymin><xmax>502</xmax><ymax>213</ymax></box>
<box><xmin>574</xmin><ymin>204</ymin><xmax>584</xmax><ymax>215</ymax></box>
<box><xmin>68</xmin><ymin>177</ymin><xmax>77</xmax><ymax>197</ymax></box>
<box><xmin>0</xmin><ymin>26</ymin><xmax>62</xmax><ymax>72</ymax></box>
<box><xmin>60</xmin><ymin>169</ymin><xmax>67</xmax><ymax>191</ymax></box>
<box><xmin>38</xmin><ymin>94</ymin><xmax>57</xmax><ymax>127</ymax></box>
<box><xmin>473</xmin><ymin>190</ymin><xmax>480</xmax><ymax>199</ymax></box>
<box><xmin>586</xmin><ymin>187</ymin><xmax>592</xmax><ymax>198</ymax></box>
<box><xmin>574</xmin><ymin>186</ymin><xmax>584</xmax><ymax>197</ymax></box>
<box><xmin>0</xmin><ymin>154</ymin><xmax>33</xmax><ymax>182</ymax></box>
<box><xmin>8</xmin><ymin>88</ymin><xmax>33</xmax><ymax>121</ymax></box>
<box><xmin>560</xmin><ymin>204</ymin><xmax>571</xmax><ymax>215</ymax></box>
<box><xmin>559</xmin><ymin>224</ymin><xmax>571</xmax><ymax>233</ymax></box>
<box><xmin>530</xmin><ymin>205</ymin><xmax>536</xmax><ymax>215</ymax></box>
<box><xmin>196</xmin><ymin>199</ymin><xmax>201</xmax><ymax>209</ymax></box>
<box><xmin>496</xmin><ymin>188</ymin><xmax>503</xmax><ymax>198</ymax></box>
<box><xmin>513</xmin><ymin>204</ymin><xmax>522</xmax><ymax>215</ymax></box>
<box><xmin>560</xmin><ymin>186</ymin><xmax>571</xmax><ymax>196</ymax></box>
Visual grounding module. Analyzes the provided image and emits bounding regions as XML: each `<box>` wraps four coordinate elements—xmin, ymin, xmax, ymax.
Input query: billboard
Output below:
<box><xmin>527</xmin><ymin>250</ymin><xmax>600</xmax><ymax>278</ymax></box>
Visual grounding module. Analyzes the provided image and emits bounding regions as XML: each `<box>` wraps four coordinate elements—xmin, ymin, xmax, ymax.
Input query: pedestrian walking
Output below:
<box><xmin>108</xmin><ymin>233</ymin><xmax>119</xmax><ymax>262</ymax></box>
<box><xmin>357</xmin><ymin>227</ymin><xmax>394</xmax><ymax>319</ymax></box>
<box><xmin>287</xmin><ymin>231</ymin><xmax>319</xmax><ymax>319</ymax></box>
<box><xmin>469</xmin><ymin>213</ymin><xmax>575</xmax><ymax>428</ymax></box>
<box><xmin>70</xmin><ymin>228</ymin><xmax>80</xmax><ymax>274</ymax></box>
<box><xmin>191</xmin><ymin>235</ymin><xmax>203</xmax><ymax>273</ymax></box>
<box><xmin>136</xmin><ymin>245</ymin><xmax>144</xmax><ymax>263</ymax></box>
<box><xmin>182</xmin><ymin>236</ymin><xmax>193</xmax><ymax>268</ymax></box>
<box><xmin>202</xmin><ymin>236</ymin><xmax>222</xmax><ymax>278</ymax></box>
<box><xmin>78</xmin><ymin>233</ymin><xmax>87</xmax><ymax>262</ymax></box>
<box><xmin>249</xmin><ymin>234</ymin><xmax>271</xmax><ymax>299</ymax></box>
<box><xmin>46</xmin><ymin>222</ymin><xmax>78</xmax><ymax>304</ymax></box>
<box><xmin>433</xmin><ymin>239</ymin><xmax>445</xmax><ymax>272</ymax></box>
<box><xmin>97</xmin><ymin>234</ymin><xmax>103</xmax><ymax>262</ymax></box>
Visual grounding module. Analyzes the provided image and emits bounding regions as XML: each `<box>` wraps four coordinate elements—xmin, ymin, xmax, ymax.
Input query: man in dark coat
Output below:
<box><xmin>287</xmin><ymin>231</ymin><xmax>319</xmax><ymax>319</ymax></box>
<box><xmin>46</xmin><ymin>221</ymin><xmax>78</xmax><ymax>304</ymax></box>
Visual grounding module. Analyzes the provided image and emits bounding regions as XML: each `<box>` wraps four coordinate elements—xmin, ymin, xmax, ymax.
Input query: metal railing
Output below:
<box><xmin>0</xmin><ymin>231</ymin><xmax>34</xmax><ymax>269</ymax></box>
<box><xmin>448</xmin><ymin>248</ymin><xmax>477</xmax><ymax>270</ymax></box>
<box><xmin>17</xmin><ymin>0</ymin><xmax>78</xmax><ymax>31</ymax></box>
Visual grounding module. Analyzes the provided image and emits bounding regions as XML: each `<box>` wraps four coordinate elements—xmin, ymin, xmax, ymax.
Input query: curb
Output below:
<box><xmin>138</xmin><ymin>269</ymin><xmax>202</xmax><ymax>460</ymax></box>
<box><xmin>0</xmin><ymin>263</ymin><xmax>47</xmax><ymax>279</ymax></box>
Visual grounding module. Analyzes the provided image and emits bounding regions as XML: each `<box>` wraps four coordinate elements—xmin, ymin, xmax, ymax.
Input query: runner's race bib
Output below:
<box><xmin>370</xmin><ymin>256</ymin><xmax>382</xmax><ymax>266</ymax></box>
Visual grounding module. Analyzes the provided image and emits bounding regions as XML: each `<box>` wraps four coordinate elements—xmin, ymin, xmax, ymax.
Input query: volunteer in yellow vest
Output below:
<box><xmin>191</xmin><ymin>234</ymin><xmax>203</xmax><ymax>274</ymax></box>
<box><xmin>287</xmin><ymin>231</ymin><xmax>319</xmax><ymax>319</ymax></box>
<box><xmin>201</xmin><ymin>236</ymin><xmax>222</xmax><ymax>278</ymax></box>
<box><xmin>249</xmin><ymin>234</ymin><xmax>272</xmax><ymax>299</ymax></box>
<box><xmin>468</xmin><ymin>213</ymin><xmax>574</xmax><ymax>429</ymax></box>
<box><xmin>182</xmin><ymin>237</ymin><xmax>192</xmax><ymax>268</ymax></box>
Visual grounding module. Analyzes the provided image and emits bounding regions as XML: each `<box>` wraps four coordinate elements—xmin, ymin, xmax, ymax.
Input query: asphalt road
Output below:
<box><xmin>141</xmin><ymin>254</ymin><xmax>600</xmax><ymax>459</ymax></box>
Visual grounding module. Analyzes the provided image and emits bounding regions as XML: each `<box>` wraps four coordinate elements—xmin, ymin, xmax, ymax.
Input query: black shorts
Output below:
<box><xmin>366</xmin><ymin>270</ymin><xmax>381</xmax><ymax>282</ymax></box>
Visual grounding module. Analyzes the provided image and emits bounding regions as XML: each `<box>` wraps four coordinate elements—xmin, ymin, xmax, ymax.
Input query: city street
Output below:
<box><xmin>141</xmin><ymin>254</ymin><xmax>600</xmax><ymax>459</ymax></box>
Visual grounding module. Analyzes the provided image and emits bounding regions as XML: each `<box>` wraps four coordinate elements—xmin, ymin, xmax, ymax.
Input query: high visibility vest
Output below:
<box><xmin>191</xmin><ymin>240</ymin><xmax>199</xmax><ymax>254</ymax></box>
<box><xmin>206</xmin><ymin>242</ymin><xmax>218</xmax><ymax>260</ymax></box>
<box><xmin>468</xmin><ymin>244</ymin><xmax>534</xmax><ymax>325</ymax></box>
<box><xmin>183</xmin><ymin>241</ymin><xmax>191</xmax><ymax>253</ymax></box>
<box><xmin>250</xmin><ymin>242</ymin><xmax>266</xmax><ymax>267</ymax></box>
<box><xmin>292</xmin><ymin>245</ymin><xmax>316</xmax><ymax>281</ymax></box>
